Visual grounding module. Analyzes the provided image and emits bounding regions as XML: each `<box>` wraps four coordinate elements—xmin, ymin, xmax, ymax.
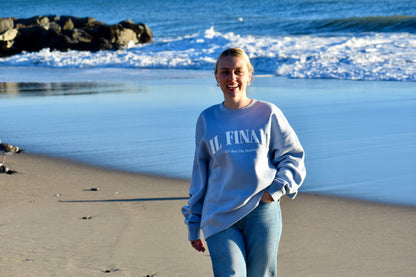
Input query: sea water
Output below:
<box><xmin>1</xmin><ymin>0</ymin><xmax>416</xmax><ymax>206</ymax></box>
<box><xmin>1</xmin><ymin>0</ymin><xmax>416</xmax><ymax>81</ymax></box>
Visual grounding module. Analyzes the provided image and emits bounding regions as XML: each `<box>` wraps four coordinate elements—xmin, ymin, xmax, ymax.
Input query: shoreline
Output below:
<box><xmin>1</xmin><ymin>75</ymin><xmax>415</xmax><ymax>207</ymax></box>
<box><xmin>1</xmin><ymin>153</ymin><xmax>415</xmax><ymax>276</ymax></box>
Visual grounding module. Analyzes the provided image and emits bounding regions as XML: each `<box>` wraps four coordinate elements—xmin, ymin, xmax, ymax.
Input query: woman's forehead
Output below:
<box><xmin>217</xmin><ymin>56</ymin><xmax>248</xmax><ymax>69</ymax></box>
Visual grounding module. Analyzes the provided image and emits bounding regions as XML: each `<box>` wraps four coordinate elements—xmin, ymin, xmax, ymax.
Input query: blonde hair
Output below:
<box><xmin>214</xmin><ymin>48</ymin><xmax>254</xmax><ymax>77</ymax></box>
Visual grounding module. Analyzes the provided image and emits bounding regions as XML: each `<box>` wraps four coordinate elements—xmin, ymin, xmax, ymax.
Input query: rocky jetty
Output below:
<box><xmin>0</xmin><ymin>15</ymin><xmax>153</xmax><ymax>57</ymax></box>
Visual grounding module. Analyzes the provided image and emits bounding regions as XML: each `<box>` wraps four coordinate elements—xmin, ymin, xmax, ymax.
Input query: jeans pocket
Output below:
<box><xmin>259</xmin><ymin>199</ymin><xmax>275</xmax><ymax>204</ymax></box>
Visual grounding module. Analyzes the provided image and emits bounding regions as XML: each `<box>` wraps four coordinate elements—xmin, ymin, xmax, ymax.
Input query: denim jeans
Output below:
<box><xmin>206</xmin><ymin>201</ymin><xmax>282</xmax><ymax>277</ymax></box>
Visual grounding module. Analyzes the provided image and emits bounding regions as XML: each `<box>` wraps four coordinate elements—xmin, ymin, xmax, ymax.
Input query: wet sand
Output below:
<box><xmin>1</xmin><ymin>153</ymin><xmax>415</xmax><ymax>276</ymax></box>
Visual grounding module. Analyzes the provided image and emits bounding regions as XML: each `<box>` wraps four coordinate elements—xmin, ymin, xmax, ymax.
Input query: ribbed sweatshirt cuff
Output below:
<box><xmin>188</xmin><ymin>225</ymin><xmax>201</xmax><ymax>241</ymax></box>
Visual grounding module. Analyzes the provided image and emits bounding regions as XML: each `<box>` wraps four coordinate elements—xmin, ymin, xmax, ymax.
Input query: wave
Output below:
<box><xmin>254</xmin><ymin>15</ymin><xmax>416</xmax><ymax>35</ymax></box>
<box><xmin>1</xmin><ymin>27</ymin><xmax>416</xmax><ymax>81</ymax></box>
<box><xmin>308</xmin><ymin>15</ymin><xmax>416</xmax><ymax>34</ymax></box>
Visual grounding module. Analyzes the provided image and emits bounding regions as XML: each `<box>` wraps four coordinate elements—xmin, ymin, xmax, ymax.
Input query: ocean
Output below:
<box><xmin>1</xmin><ymin>0</ymin><xmax>416</xmax><ymax>206</ymax></box>
<box><xmin>1</xmin><ymin>0</ymin><xmax>416</xmax><ymax>81</ymax></box>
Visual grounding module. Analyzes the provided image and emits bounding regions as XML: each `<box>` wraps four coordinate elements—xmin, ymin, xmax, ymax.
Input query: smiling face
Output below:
<box><xmin>215</xmin><ymin>55</ymin><xmax>253</xmax><ymax>109</ymax></box>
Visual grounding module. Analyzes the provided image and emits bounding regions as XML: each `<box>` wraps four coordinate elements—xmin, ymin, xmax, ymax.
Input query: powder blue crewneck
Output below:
<box><xmin>182</xmin><ymin>100</ymin><xmax>306</xmax><ymax>241</ymax></box>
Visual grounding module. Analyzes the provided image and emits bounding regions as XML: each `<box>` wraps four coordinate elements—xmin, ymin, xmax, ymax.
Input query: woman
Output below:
<box><xmin>182</xmin><ymin>48</ymin><xmax>306</xmax><ymax>276</ymax></box>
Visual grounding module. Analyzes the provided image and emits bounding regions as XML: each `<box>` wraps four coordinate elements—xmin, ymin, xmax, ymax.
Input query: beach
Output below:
<box><xmin>1</xmin><ymin>153</ymin><xmax>415</xmax><ymax>277</ymax></box>
<box><xmin>1</xmin><ymin>1</ymin><xmax>416</xmax><ymax>275</ymax></box>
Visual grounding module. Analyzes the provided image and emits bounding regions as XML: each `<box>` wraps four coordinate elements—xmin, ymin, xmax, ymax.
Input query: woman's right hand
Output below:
<box><xmin>261</xmin><ymin>191</ymin><xmax>274</xmax><ymax>203</ymax></box>
<box><xmin>191</xmin><ymin>239</ymin><xmax>206</xmax><ymax>252</ymax></box>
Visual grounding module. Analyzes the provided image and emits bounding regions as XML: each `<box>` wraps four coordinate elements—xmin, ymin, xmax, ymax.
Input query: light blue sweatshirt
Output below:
<box><xmin>182</xmin><ymin>100</ymin><xmax>306</xmax><ymax>241</ymax></box>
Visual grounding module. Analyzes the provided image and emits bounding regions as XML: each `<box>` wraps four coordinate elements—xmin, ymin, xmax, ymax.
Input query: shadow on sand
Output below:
<box><xmin>59</xmin><ymin>196</ymin><xmax>189</xmax><ymax>203</ymax></box>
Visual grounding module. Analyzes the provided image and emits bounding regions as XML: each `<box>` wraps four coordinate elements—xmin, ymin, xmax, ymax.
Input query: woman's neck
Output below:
<box><xmin>223</xmin><ymin>97</ymin><xmax>253</xmax><ymax>110</ymax></box>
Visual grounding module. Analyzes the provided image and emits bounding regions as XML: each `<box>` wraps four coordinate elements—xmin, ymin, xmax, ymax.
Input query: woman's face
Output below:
<box><xmin>215</xmin><ymin>55</ymin><xmax>252</xmax><ymax>103</ymax></box>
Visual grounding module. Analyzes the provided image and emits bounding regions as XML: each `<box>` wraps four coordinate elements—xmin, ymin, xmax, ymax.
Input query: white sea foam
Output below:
<box><xmin>1</xmin><ymin>27</ymin><xmax>415</xmax><ymax>81</ymax></box>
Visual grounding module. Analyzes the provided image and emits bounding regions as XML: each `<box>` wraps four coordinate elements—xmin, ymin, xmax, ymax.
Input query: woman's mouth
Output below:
<box><xmin>227</xmin><ymin>84</ymin><xmax>239</xmax><ymax>89</ymax></box>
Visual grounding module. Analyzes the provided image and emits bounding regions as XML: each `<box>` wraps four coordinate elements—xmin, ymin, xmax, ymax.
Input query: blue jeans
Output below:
<box><xmin>206</xmin><ymin>201</ymin><xmax>282</xmax><ymax>277</ymax></box>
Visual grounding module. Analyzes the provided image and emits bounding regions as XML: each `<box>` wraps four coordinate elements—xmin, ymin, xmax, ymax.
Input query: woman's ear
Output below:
<box><xmin>214</xmin><ymin>73</ymin><xmax>219</xmax><ymax>84</ymax></box>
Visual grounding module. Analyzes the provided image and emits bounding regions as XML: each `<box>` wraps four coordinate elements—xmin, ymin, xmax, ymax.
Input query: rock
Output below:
<box><xmin>108</xmin><ymin>24</ymin><xmax>138</xmax><ymax>47</ymax></box>
<box><xmin>0</xmin><ymin>17</ymin><xmax>14</xmax><ymax>33</ymax></box>
<box><xmin>0</xmin><ymin>164</ymin><xmax>17</xmax><ymax>174</ymax></box>
<box><xmin>47</xmin><ymin>22</ymin><xmax>62</xmax><ymax>34</ymax></box>
<box><xmin>13</xmin><ymin>24</ymin><xmax>59</xmax><ymax>52</ymax></box>
<box><xmin>0</xmin><ymin>29</ymin><xmax>18</xmax><ymax>44</ymax></box>
<box><xmin>0</xmin><ymin>143</ymin><xmax>21</xmax><ymax>154</ymax></box>
<box><xmin>14</xmin><ymin>15</ymin><xmax>49</xmax><ymax>27</ymax></box>
<box><xmin>119</xmin><ymin>20</ymin><xmax>153</xmax><ymax>43</ymax></box>
<box><xmin>0</xmin><ymin>142</ymin><xmax>22</xmax><ymax>164</ymax></box>
<box><xmin>139</xmin><ymin>23</ymin><xmax>153</xmax><ymax>43</ymax></box>
<box><xmin>59</xmin><ymin>17</ymin><xmax>74</xmax><ymax>31</ymax></box>
<box><xmin>63</xmin><ymin>28</ymin><xmax>94</xmax><ymax>43</ymax></box>
<box><xmin>47</xmin><ymin>15</ymin><xmax>60</xmax><ymax>22</ymax></box>
<box><xmin>118</xmin><ymin>27</ymin><xmax>139</xmax><ymax>46</ymax></box>
<box><xmin>59</xmin><ymin>16</ymin><xmax>96</xmax><ymax>29</ymax></box>
<box><xmin>0</xmin><ymin>15</ymin><xmax>153</xmax><ymax>57</ymax></box>
<box><xmin>102</xmin><ymin>267</ymin><xmax>119</xmax><ymax>273</ymax></box>
<box><xmin>48</xmin><ymin>33</ymin><xmax>74</xmax><ymax>52</ymax></box>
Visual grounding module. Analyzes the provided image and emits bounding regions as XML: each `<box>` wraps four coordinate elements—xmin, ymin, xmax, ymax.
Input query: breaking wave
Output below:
<box><xmin>1</xmin><ymin>27</ymin><xmax>416</xmax><ymax>81</ymax></box>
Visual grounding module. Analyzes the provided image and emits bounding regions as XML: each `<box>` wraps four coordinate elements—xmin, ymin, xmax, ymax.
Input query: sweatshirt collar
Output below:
<box><xmin>219</xmin><ymin>99</ymin><xmax>257</xmax><ymax>113</ymax></box>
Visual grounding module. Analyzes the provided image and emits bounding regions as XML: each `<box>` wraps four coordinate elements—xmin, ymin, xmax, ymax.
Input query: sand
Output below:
<box><xmin>1</xmin><ymin>153</ymin><xmax>415</xmax><ymax>277</ymax></box>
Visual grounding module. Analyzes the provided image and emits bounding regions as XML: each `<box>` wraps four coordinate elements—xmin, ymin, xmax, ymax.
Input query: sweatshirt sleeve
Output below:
<box><xmin>266</xmin><ymin>108</ymin><xmax>306</xmax><ymax>201</ymax></box>
<box><xmin>181</xmin><ymin>114</ymin><xmax>210</xmax><ymax>241</ymax></box>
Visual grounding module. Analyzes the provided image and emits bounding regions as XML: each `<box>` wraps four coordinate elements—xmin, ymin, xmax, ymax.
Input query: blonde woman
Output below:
<box><xmin>182</xmin><ymin>48</ymin><xmax>306</xmax><ymax>276</ymax></box>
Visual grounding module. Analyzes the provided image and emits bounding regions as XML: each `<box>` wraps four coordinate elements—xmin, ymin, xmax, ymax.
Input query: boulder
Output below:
<box><xmin>0</xmin><ymin>17</ymin><xmax>14</xmax><ymax>33</ymax></box>
<box><xmin>59</xmin><ymin>16</ymin><xmax>96</xmax><ymax>29</ymax></box>
<box><xmin>14</xmin><ymin>15</ymin><xmax>50</xmax><ymax>27</ymax></box>
<box><xmin>63</xmin><ymin>28</ymin><xmax>94</xmax><ymax>43</ymax></box>
<box><xmin>48</xmin><ymin>21</ymin><xmax>62</xmax><ymax>34</ymax></box>
<box><xmin>117</xmin><ymin>28</ymin><xmax>139</xmax><ymax>46</ymax></box>
<box><xmin>12</xmin><ymin>24</ymin><xmax>59</xmax><ymax>52</ymax></box>
<box><xmin>0</xmin><ymin>15</ymin><xmax>153</xmax><ymax>57</ymax></box>
<box><xmin>119</xmin><ymin>19</ymin><xmax>153</xmax><ymax>43</ymax></box>
<box><xmin>109</xmin><ymin>24</ymin><xmax>138</xmax><ymax>46</ymax></box>
<box><xmin>0</xmin><ymin>28</ymin><xmax>18</xmax><ymax>41</ymax></box>
<box><xmin>48</xmin><ymin>33</ymin><xmax>74</xmax><ymax>51</ymax></box>
<box><xmin>60</xmin><ymin>18</ymin><xmax>74</xmax><ymax>31</ymax></box>
<box><xmin>138</xmin><ymin>23</ymin><xmax>153</xmax><ymax>43</ymax></box>
<box><xmin>0</xmin><ymin>28</ymin><xmax>18</xmax><ymax>55</ymax></box>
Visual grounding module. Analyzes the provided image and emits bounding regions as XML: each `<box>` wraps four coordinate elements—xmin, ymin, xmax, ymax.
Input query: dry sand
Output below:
<box><xmin>1</xmin><ymin>153</ymin><xmax>415</xmax><ymax>277</ymax></box>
